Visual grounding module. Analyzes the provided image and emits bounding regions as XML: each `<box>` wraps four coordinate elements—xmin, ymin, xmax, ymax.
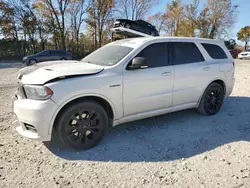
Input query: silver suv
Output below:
<box><xmin>13</xmin><ymin>37</ymin><xmax>235</xmax><ymax>150</ymax></box>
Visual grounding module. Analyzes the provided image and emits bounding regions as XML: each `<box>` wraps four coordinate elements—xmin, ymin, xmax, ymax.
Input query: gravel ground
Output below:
<box><xmin>0</xmin><ymin>60</ymin><xmax>250</xmax><ymax>188</ymax></box>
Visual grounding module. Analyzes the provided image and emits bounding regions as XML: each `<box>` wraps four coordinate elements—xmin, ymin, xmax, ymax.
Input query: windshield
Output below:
<box><xmin>81</xmin><ymin>45</ymin><xmax>134</xmax><ymax>66</ymax></box>
<box><xmin>36</xmin><ymin>51</ymin><xmax>47</xmax><ymax>55</ymax></box>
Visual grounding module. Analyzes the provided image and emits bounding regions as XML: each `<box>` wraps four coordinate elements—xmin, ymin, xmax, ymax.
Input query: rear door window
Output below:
<box><xmin>169</xmin><ymin>42</ymin><xmax>205</xmax><ymax>65</ymax></box>
<box><xmin>201</xmin><ymin>43</ymin><xmax>228</xmax><ymax>59</ymax></box>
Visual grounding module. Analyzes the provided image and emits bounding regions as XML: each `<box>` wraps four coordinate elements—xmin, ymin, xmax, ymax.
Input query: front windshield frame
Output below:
<box><xmin>81</xmin><ymin>44</ymin><xmax>134</xmax><ymax>66</ymax></box>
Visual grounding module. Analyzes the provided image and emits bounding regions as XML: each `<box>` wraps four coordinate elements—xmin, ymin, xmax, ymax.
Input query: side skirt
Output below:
<box><xmin>113</xmin><ymin>103</ymin><xmax>197</xmax><ymax>126</ymax></box>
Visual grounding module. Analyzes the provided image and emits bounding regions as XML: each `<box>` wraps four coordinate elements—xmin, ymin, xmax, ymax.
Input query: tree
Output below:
<box><xmin>12</xmin><ymin>0</ymin><xmax>38</xmax><ymax>53</ymax></box>
<box><xmin>69</xmin><ymin>0</ymin><xmax>89</xmax><ymax>56</ymax></box>
<box><xmin>197</xmin><ymin>7</ymin><xmax>210</xmax><ymax>38</ymax></box>
<box><xmin>178</xmin><ymin>0</ymin><xmax>199</xmax><ymax>37</ymax></box>
<box><xmin>33</xmin><ymin>1</ymin><xmax>51</xmax><ymax>51</ymax></box>
<box><xmin>0</xmin><ymin>0</ymin><xmax>38</xmax><ymax>54</ymax></box>
<box><xmin>116</xmin><ymin>0</ymin><xmax>158</xmax><ymax>20</ymax></box>
<box><xmin>165</xmin><ymin>0</ymin><xmax>184</xmax><ymax>36</ymax></box>
<box><xmin>87</xmin><ymin>0</ymin><xmax>114</xmax><ymax>48</ymax></box>
<box><xmin>197</xmin><ymin>0</ymin><xmax>238</xmax><ymax>39</ymax></box>
<box><xmin>237</xmin><ymin>26</ymin><xmax>250</xmax><ymax>50</ymax></box>
<box><xmin>147</xmin><ymin>13</ymin><xmax>166</xmax><ymax>34</ymax></box>
<box><xmin>37</xmin><ymin>0</ymin><xmax>71</xmax><ymax>50</ymax></box>
<box><xmin>0</xmin><ymin>1</ymin><xmax>18</xmax><ymax>40</ymax></box>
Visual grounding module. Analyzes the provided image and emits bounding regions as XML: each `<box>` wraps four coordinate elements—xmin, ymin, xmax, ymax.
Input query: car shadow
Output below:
<box><xmin>45</xmin><ymin>96</ymin><xmax>250</xmax><ymax>162</ymax></box>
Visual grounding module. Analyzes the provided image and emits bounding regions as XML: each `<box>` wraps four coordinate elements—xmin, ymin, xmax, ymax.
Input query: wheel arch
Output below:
<box><xmin>49</xmin><ymin>94</ymin><xmax>116</xmax><ymax>135</ymax></box>
<box><xmin>197</xmin><ymin>78</ymin><xmax>226</xmax><ymax>107</ymax></box>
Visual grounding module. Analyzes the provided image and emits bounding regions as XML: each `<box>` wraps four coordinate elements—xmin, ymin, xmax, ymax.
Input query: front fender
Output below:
<box><xmin>48</xmin><ymin>93</ymin><xmax>117</xmax><ymax>135</ymax></box>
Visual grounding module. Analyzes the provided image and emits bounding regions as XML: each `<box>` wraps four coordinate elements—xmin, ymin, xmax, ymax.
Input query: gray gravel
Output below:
<box><xmin>0</xmin><ymin>60</ymin><xmax>250</xmax><ymax>188</ymax></box>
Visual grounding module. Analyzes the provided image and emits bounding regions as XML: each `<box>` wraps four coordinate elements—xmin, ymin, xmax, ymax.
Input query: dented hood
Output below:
<box><xmin>18</xmin><ymin>60</ymin><xmax>104</xmax><ymax>85</ymax></box>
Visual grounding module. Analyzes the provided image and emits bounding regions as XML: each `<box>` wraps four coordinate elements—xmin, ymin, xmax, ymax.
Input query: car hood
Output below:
<box><xmin>18</xmin><ymin>60</ymin><xmax>104</xmax><ymax>85</ymax></box>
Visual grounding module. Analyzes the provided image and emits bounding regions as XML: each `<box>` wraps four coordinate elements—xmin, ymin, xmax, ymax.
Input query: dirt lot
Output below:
<box><xmin>0</xmin><ymin>60</ymin><xmax>250</xmax><ymax>188</ymax></box>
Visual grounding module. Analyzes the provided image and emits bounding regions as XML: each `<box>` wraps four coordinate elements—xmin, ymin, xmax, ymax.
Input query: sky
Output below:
<box><xmin>150</xmin><ymin>0</ymin><xmax>250</xmax><ymax>44</ymax></box>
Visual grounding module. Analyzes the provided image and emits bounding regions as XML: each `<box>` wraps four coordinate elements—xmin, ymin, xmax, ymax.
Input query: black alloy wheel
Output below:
<box><xmin>56</xmin><ymin>100</ymin><xmax>108</xmax><ymax>150</ymax></box>
<box><xmin>28</xmin><ymin>59</ymin><xmax>37</xmax><ymax>66</ymax></box>
<box><xmin>198</xmin><ymin>83</ymin><xmax>225</xmax><ymax>115</ymax></box>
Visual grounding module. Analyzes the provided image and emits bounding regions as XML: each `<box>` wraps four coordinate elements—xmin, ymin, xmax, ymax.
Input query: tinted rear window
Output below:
<box><xmin>201</xmin><ymin>43</ymin><xmax>228</xmax><ymax>59</ymax></box>
<box><xmin>169</xmin><ymin>42</ymin><xmax>205</xmax><ymax>65</ymax></box>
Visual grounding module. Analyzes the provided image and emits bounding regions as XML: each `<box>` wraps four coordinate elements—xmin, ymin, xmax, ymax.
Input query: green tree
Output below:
<box><xmin>237</xmin><ymin>26</ymin><xmax>250</xmax><ymax>50</ymax></box>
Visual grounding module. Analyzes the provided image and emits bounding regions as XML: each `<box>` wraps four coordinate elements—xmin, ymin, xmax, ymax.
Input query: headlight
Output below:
<box><xmin>23</xmin><ymin>85</ymin><xmax>53</xmax><ymax>100</ymax></box>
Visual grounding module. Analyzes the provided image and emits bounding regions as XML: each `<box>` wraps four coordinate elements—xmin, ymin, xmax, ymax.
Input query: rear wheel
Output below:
<box><xmin>198</xmin><ymin>83</ymin><xmax>225</xmax><ymax>115</ymax></box>
<box><xmin>55</xmin><ymin>100</ymin><xmax>108</xmax><ymax>150</ymax></box>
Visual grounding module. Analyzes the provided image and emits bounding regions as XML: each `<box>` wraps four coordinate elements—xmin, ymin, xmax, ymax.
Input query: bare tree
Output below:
<box><xmin>69</xmin><ymin>0</ymin><xmax>89</xmax><ymax>55</ymax></box>
<box><xmin>147</xmin><ymin>13</ymin><xmax>166</xmax><ymax>34</ymax></box>
<box><xmin>87</xmin><ymin>0</ymin><xmax>114</xmax><ymax>48</ymax></box>
<box><xmin>116</xmin><ymin>0</ymin><xmax>158</xmax><ymax>20</ymax></box>
<box><xmin>42</xmin><ymin>0</ymin><xmax>71</xmax><ymax>50</ymax></box>
<box><xmin>10</xmin><ymin>0</ymin><xmax>38</xmax><ymax>53</ymax></box>
<box><xmin>197</xmin><ymin>0</ymin><xmax>238</xmax><ymax>39</ymax></box>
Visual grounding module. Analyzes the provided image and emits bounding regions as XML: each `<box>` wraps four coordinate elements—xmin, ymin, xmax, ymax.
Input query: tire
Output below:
<box><xmin>55</xmin><ymin>100</ymin><xmax>109</xmax><ymax>150</ymax></box>
<box><xmin>197</xmin><ymin>83</ymin><xmax>225</xmax><ymax>115</ymax></box>
<box><xmin>28</xmin><ymin>59</ymin><xmax>37</xmax><ymax>66</ymax></box>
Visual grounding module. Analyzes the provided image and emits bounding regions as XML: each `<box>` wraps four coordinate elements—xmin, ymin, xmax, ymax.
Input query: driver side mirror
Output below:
<box><xmin>128</xmin><ymin>57</ymin><xmax>148</xmax><ymax>70</ymax></box>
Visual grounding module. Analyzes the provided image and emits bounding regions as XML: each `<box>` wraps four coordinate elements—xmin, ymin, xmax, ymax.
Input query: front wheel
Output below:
<box><xmin>27</xmin><ymin>59</ymin><xmax>37</xmax><ymax>66</ymax></box>
<box><xmin>198</xmin><ymin>83</ymin><xmax>225</xmax><ymax>115</ymax></box>
<box><xmin>55</xmin><ymin>100</ymin><xmax>109</xmax><ymax>150</ymax></box>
